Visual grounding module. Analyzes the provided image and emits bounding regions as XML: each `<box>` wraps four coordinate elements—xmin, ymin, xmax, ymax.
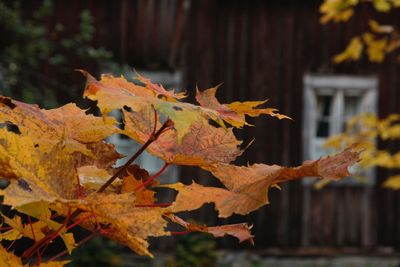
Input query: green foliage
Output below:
<box><xmin>67</xmin><ymin>237</ymin><xmax>122</xmax><ymax>267</ymax></box>
<box><xmin>0</xmin><ymin>0</ymin><xmax>112</xmax><ymax>108</ymax></box>
<box><xmin>169</xmin><ymin>233</ymin><xmax>218</xmax><ymax>267</ymax></box>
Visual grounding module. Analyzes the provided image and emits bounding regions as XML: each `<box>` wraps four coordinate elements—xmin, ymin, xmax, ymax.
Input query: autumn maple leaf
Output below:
<box><xmin>0</xmin><ymin>71</ymin><xmax>359</xmax><ymax>266</ymax></box>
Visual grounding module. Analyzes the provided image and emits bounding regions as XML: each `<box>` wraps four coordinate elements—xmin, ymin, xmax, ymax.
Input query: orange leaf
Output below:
<box><xmin>165</xmin><ymin>148</ymin><xmax>359</xmax><ymax>217</ymax></box>
<box><xmin>66</xmin><ymin>192</ymin><xmax>168</xmax><ymax>257</ymax></box>
<box><xmin>135</xmin><ymin>72</ymin><xmax>187</xmax><ymax>100</ymax></box>
<box><xmin>196</xmin><ymin>86</ymin><xmax>290</xmax><ymax>128</ymax></box>
<box><xmin>121</xmin><ymin>166</ymin><xmax>157</xmax><ymax>205</ymax></box>
<box><xmin>168</xmin><ymin>214</ymin><xmax>254</xmax><ymax>244</ymax></box>
<box><xmin>123</xmin><ymin>107</ymin><xmax>242</xmax><ymax>166</ymax></box>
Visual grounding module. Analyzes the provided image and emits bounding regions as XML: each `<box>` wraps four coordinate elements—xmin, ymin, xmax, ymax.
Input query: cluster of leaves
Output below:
<box><xmin>0</xmin><ymin>71</ymin><xmax>359</xmax><ymax>266</ymax></box>
<box><xmin>325</xmin><ymin>113</ymin><xmax>400</xmax><ymax>189</ymax></box>
<box><xmin>320</xmin><ymin>0</ymin><xmax>400</xmax><ymax>63</ymax></box>
<box><xmin>0</xmin><ymin>0</ymin><xmax>112</xmax><ymax>108</ymax></box>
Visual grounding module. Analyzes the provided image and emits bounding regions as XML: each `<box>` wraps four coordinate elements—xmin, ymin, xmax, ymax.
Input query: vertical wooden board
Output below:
<box><xmin>336</xmin><ymin>188</ymin><xmax>345</xmax><ymax>245</ymax></box>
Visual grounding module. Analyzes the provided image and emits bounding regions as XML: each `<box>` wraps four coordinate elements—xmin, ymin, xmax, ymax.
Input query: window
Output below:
<box><xmin>107</xmin><ymin>70</ymin><xmax>182</xmax><ymax>184</ymax></box>
<box><xmin>303</xmin><ymin>74</ymin><xmax>378</xmax><ymax>185</ymax></box>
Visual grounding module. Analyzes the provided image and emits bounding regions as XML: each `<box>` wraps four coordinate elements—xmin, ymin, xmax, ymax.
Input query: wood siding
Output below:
<box><xmin>7</xmin><ymin>0</ymin><xmax>400</xmax><ymax>250</ymax></box>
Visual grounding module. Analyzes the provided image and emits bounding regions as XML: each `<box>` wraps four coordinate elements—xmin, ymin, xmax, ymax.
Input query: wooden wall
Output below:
<box><xmin>9</xmin><ymin>0</ymin><xmax>400</xmax><ymax>250</ymax></box>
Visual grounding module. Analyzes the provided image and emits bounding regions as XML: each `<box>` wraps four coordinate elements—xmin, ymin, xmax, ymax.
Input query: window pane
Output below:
<box><xmin>344</xmin><ymin>95</ymin><xmax>361</xmax><ymax>118</ymax></box>
<box><xmin>343</xmin><ymin>95</ymin><xmax>362</xmax><ymax>131</ymax></box>
<box><xmin>316</xmin><ymin>120</ymin><xmax>330</xmax><ymax>137</ymax></box>
<box><xmin>317</xmin><ymin>95</ymin><xmax>332</xmax><ymax>116</ymax></box>
<box><xmin>316</xmin><ymin>95</ymin><xmax>333</xmax><ymax>137</ymax></box>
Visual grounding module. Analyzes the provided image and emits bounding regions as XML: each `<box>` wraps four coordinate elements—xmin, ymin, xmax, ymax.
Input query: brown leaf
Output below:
<box><xmin>66</xmin><ymin>192</ymin><xmax>168</xmax><ymax>257</ymax></box>
<box><xmin>73</xmin><ymin>142</ymin><xmax>123</xmax><ymax>170</ymax></box>
<box><xmin>168</xmin><ymin>214</ymin><xmax>254</xmax><ymax>244</ymax></box>
<box><xmin>165</xmin><ymin>148</ymin><xmax>359</xmax><ymax>217</ymax></box>
<box><xmin>135</xmin><ymin>72</ymin><xmax>187</xmax><ymax>100</ymax></box>
<box><xmin>121</xmin><ymin>174</ymin><xmax>157</xmax><ymax>205</ymax></box>
<box><xmin>164</xmin><ymin>182</ymin><xmax>256</xmax><ymax>218</ymax></box>
<box><xmin>123</xmin><ymin>107</ymin><xmax>242</xmax><ymax>166</ymax></box>
<box><xmin>81</xmin><ymin>71</ymin><xmax>226</xmax><ymax>142</ymax></box>
<box><xmin>196</xmin><ymin>86</ymin><xmax>290</xmax><ymax>128</ymax></box>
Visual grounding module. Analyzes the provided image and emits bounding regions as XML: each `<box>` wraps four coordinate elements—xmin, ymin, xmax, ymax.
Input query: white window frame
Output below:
<box><xmin>302</xmin><ymin>74</ymin><xmax>378</xmax><ymax>186</ymax></box>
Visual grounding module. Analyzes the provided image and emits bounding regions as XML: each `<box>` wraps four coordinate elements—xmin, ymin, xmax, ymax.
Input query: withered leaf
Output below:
<box><xmin>121</xmin><ymin>174</ymin><xmax>157</xmax><ymax>205</ymax></box>
<box><xmin>165</xmin><ymin>148</ymin><xmax>359</xmax><ymax>217</ymax></box>
<box><xmin>196</xmin><ymin>86</ymin><xmax>290</xmax><ymax>128</ymax></box>
<box><xmin>81</xmin><ymin>71</ymin><xmax>234</xmax><ymax>141</ymax></box>
<box><xmin>168</xmin><ymin>214</ymin><xmax>254</xmax><ymax>244</ymax></box>
<box><xmin>63</xmin><ymin>192</ymin><xmax>168</xmax><ymax>257</ymax></box>
<box><xmin>135</xmin><ymin>72</ymin><xmax>187</xmax><ymax>100</ymax></box>
<box><xmin>123</xmin><ymin>106</ymin><xmax>242</xmax><ymax>166</ymax></box>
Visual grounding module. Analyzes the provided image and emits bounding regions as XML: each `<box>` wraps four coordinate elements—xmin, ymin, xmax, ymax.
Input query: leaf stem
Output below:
<box><xmin>97</xmin><ymin>119</ymin><xmax>172</xmax><ymax>193</ymax></box>
<box><xmin>47</xmin><ymin>231</ymin><xmax>99</xmax><ymax>263</ymax></box>
<box><xmin>22</xmin><ymin>208</ymin><xmax>71</xmax><ymax>258</ymax></box>
<box><xmin>21</xmin><ymin>118</ymin><xmax>173</xmax><ymax>261</ymax></box>
<box><xmin>170</xmin><ymin>230</ymin><xmax>192</xmax><ymax>235</ymax></box>
<box><xmin>134</xmin><ymin>163</ymin><xmax>170</xmax><ymax>191</ymax></box>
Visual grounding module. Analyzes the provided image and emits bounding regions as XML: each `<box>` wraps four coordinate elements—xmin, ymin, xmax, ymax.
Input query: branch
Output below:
<box><xmin>98</xmin><ymin>119</ymin><xmax>172</xmax><ymax>193</ymax></box>
<box><xmin>22</xmin><ymin>118</ymin><xmax>173</xmax><ymax>260</ymax></box>
<box><xmin>47</xmin><ymin>231</ymin><xmax>99</xmax><ymax>263</ymax></box>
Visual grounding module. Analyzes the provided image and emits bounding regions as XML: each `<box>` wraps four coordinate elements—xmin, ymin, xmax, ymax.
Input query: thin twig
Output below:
<box><xmin>98</xmin><ymin>119</ymin><xmax>172</xmax><ymax>193</ymax></box>
<box><xmin>47</xmin><ymin>231</ymin><xmax>99</xmax><ymax>263</ymax></box>
<box><xmin>134</xmin><ymin>163</ymin><xmax>170</xmax><ymax>191</ymax></box>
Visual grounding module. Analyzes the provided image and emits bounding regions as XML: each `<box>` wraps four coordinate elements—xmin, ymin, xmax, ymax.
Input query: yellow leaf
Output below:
<box><xmin>333</xmin><ymin>37</ymin><xmax>363</xmax><ymax>63</ymax></box>
<box><xmin>63</xmin><ymin>192</ymin><xmax>169</xmax><ymax>257</ymax></box>
<box><xmin>363</xmin><ymin>33</ymin><xmax>387</xmax><ymax>62</ymax></box>
<box><xmin>373</xmin><ymin>0</ymin><xmax>391</xmax><ymax>11</ymax></box>
<box><xmin>0</xmin><ymin>245</ymin><xmax>24</xmax><ymax>266</ymax></box>
<box><xmin>369</xmin><ymin>19</ymin><xmax>394</xmax><ymax>33</ymax></box>
<box><xmin>383</xmin><ymin>175</ymin><xmax>400</xmax><ymax>189</ymax></box>
<box><xmin>0</xmin><ymin>130</ymin><xmax>78</xmax><ymax>207</ymax></box>
<box><xmin>38</xmin><ymin>261</ymin><xmax>71</xmax><ymax>267</ymax></box>
<box><xmin>0</xmin><ymin>96</ymin><xmax>119</xmax><ymax>157</ymax></box>
<box><xmin>319</xmin><ymin>0</ymin><xmax>356</xmax><ymax>24</ymax></box>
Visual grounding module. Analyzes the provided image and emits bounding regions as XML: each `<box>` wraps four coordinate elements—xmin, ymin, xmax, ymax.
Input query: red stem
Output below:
<box><xmin>6</xmin><ymin>239</ymin><xmax>16</xmax><ymax>251</ymax></box>
<box><xmin>134</xmin><ymin>163</ymin><xmax>169</xmax><ymax>191</ymax></box>
<box><xmin>23</xmin><ymin>208</ymin><xmax>71</xmax><ymax>258</ymax></box>
<box><xmin>152</xmin><ymin>105</ymin><xmax>158</xmax><ymax>135</ymax></box>
<box><xmin>135</xmin><ymin>203</ymin><xmax>172</xmax><ymax>208</ymax></box>
<box><xmin>37</xmin><ymin>251</ymin><xmax>42</xmax><ymax>266</ymax></box>
<box><xmin>98</xmin><ymin>119</ymin><xmax>172</xmax><ymax>193</ymax></box>
<box><xmin>27</xmin><ymin>216</ymin><xmax>36</xmax><ymax>241</ymax></box>
<box><xmin>47</xmin><ymin>231</ymin><xmax>99</xmax><ymax>263</ymax></box>
<box><xmin>65</xmin><ymin>214</ymin><xmax>94</xmax><ymax>232</ymax></box>
<box><xmin>170</xmin><ymin>230</ymin><xmax>192</xmax><ymax>235</ymax></box>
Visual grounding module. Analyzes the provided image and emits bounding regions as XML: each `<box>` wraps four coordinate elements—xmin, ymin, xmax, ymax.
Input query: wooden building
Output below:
<box><xmin>8</xmin><ymin>0</ymin><xmax>400</xmax><ymax>252</ymax></box>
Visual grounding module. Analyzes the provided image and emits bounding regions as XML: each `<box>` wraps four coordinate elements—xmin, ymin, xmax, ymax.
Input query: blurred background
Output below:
<box><xmin>1</xmin><ymin>0</ymin><xmax>400</xmax><ymax>266</ymax></box>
